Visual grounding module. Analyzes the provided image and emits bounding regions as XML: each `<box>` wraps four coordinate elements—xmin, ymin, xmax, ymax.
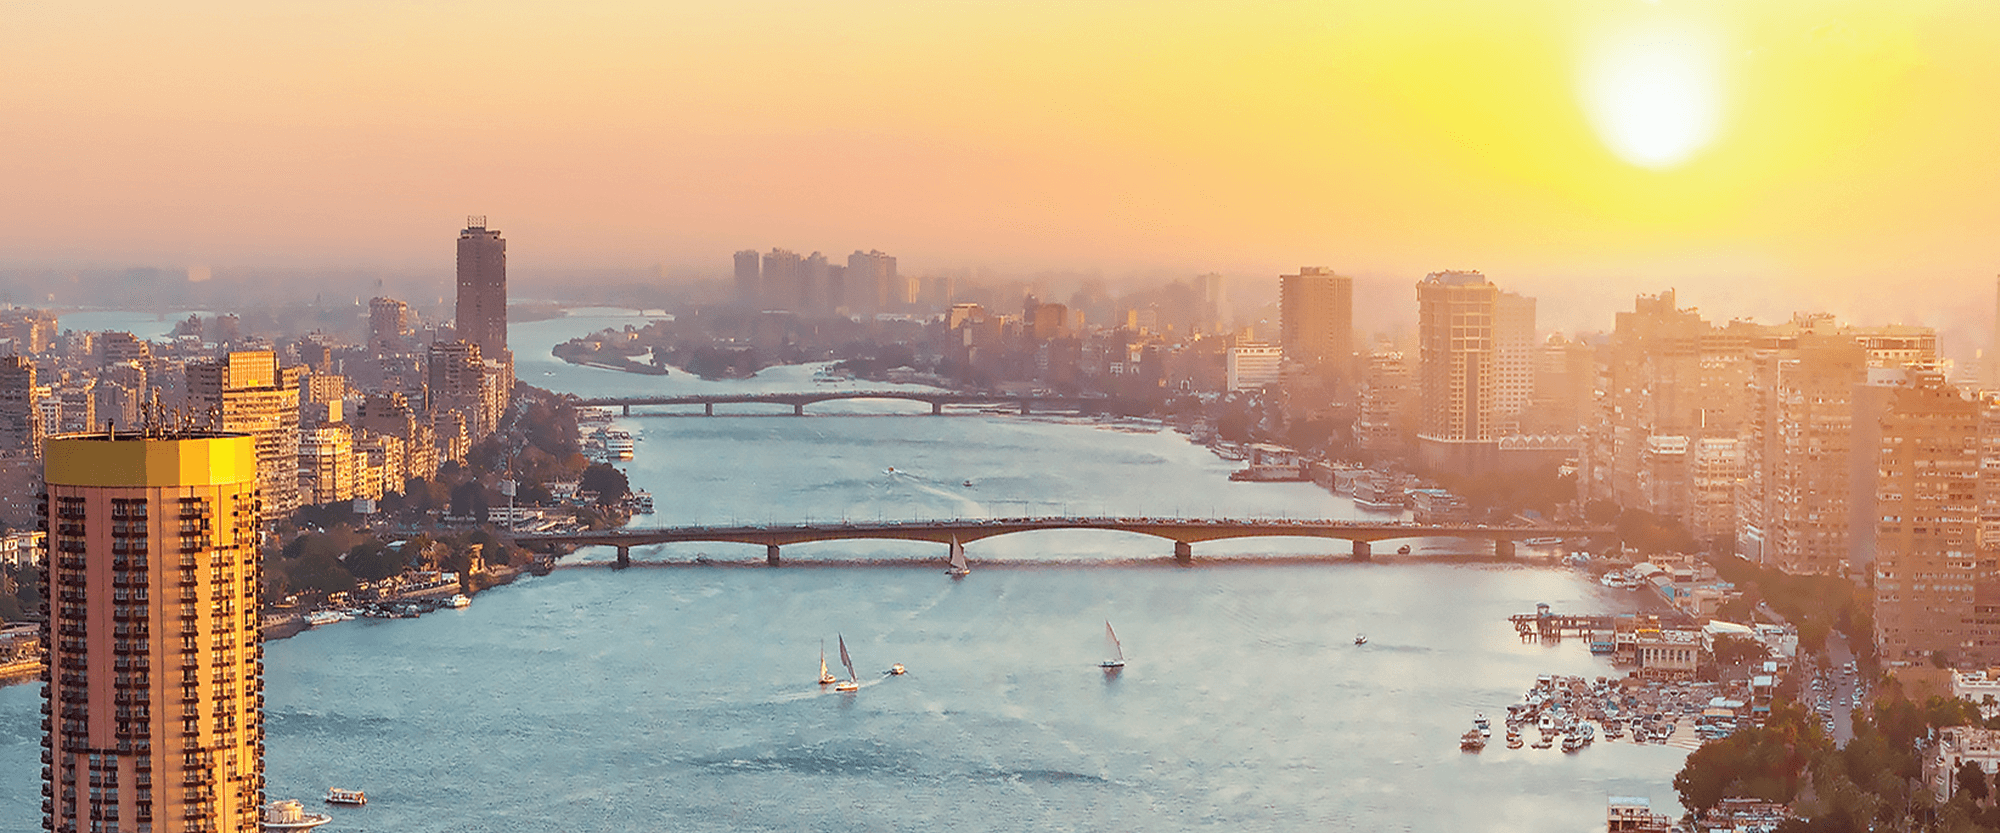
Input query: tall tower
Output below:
<box><xmin>0</xmin><ymin>355</ymin><xmax>41</xmax><ymax>455</ymax></box>
<box><xmin>1278</xmin><ymin>267</ymin><xmax>1353</xmax><ymax>379</ymax></box>
<box><xmin>732</xmin><ymin>250</ymin><xmax>761</xmax><ymax>305</ymax></box>
<box><xmin>41</xmin><ymin>431</ymin><xmax>265</xmax><ymax>833</ymax></box>
<box><xmin>1492</xmin><ymin>291</ymin><xmax>1537</xmax><ymax>434</ymax></box>
<box><xmin>455</xmin><ymin>217</ymin><xmax>507</xmax><ymax>360</ymax></box>
<box><xmin>1416</xmin><ymin>270</ymin><xmax>1498</xmax><ymax>472</ymax></box>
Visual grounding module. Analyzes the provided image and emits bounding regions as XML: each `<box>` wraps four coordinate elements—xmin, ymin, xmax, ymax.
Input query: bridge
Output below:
<box><xmin>508</xmin><ymin>518</ymin><xmax>1611</xmax><ymax>568</ymax></box>
<box><xmin>570</xmin><ymin>390</ymin><xmax>1107</xmax><ymax>416</ymax></box>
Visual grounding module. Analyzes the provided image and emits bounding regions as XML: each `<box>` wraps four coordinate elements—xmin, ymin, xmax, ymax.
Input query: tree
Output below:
<box><xmin>1958</xmin><ymin>761</ymin><xmax>1989</xmax><ymax>804</ymax></box>
<box><xmin>1715</xmin><ymin>634</ymin><xmax>1772</xmax><ymax>667</ymax></box>
<box><xmin>579</xmin><ymin>462</ymin><xmax>630</xmax><ymax>505</ymax></box>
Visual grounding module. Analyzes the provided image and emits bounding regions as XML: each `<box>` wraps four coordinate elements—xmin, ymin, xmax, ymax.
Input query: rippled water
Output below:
<box><xmin>0</xmin><ymin>308</ymin><xmax>1690</xmax><ymax>831</ymax></box>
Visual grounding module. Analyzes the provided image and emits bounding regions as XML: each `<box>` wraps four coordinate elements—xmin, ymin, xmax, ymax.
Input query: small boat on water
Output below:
<box><xmin>817</xmin><ymin>640</ymin><xmax>838</xmax><ymax>686</ymax></box>
<box><xmin>1396</xmin><ymin>545</ymin><xmax>1411</xmax><ymax>555</ymax></box>
<box><xmin>323</xmin><ymin>788</ymin><xmax>367</xmax><ymax>806</ymax></box>
<box><xmin>1505</xmin><ymin>730</ymin><xmax>1524</xmax><ymax>749</ymax></box>
<box><xmin>834</xmin><ymin>635</ymin><xmax>860</xmax><ymax>692</ymax></box>
<box><xmin>945</xmin><ymin>536</ymin><xmax>970</xmax><ymax>578</ymax></box>
<box><xmin>262</xmin><ymin>799</ymin><xmax>332</xmax><ymax>830</ymax></box>
<box><xmin>1530</xmin><ymin>737</ymin><xmax>1553</xmax><ymax>749</ymax></box>
<box><xmin>888</xmin><ymin>664</ymin><xmax>907</xmax><ymax>676</ymax></box>
<box><xmin>1459</xmin><ymin>729</ymin><xmax>1487</xmax><ymax>751</ymax></box>
<box><xmin>963</xmin><ymin>480</ymin><xmax>974</xmax><ymax>487</ymax></box>
<box><xmin>1354</xmin><ymin>633</ymin><xmax>1368</xmax><ymax>645</ymax></box>
<box><xmin>630</xmin><ymin>491</ymin><xmax>655</xmax><ymax>513</ymax></box>
<box><xmin>446</xmin><ymin>594</ymin><xmax>471</xmax><ymax>609</ymax></box>
<box><xmin>1100</xmin><ymin>621</ymin><xmax>1126</xmax><ymax>669</ymax></box>
<box><xmin>1473</xmin><ymin>713</ymin><xmax>1490</xmax><ymax>731</ymax></box>
<box><xmin>304</xmin><ymin>611</ymin><xmax>344</xmax><ymax>627</ymax></box>
<box><xmin>603</xmin><ymin>430</ymin><xmax>635</xmax><ymax>460</ymax></box>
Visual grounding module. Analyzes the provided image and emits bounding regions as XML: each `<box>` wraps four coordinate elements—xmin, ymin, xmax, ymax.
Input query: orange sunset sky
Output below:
<box><xmin>2</xmin><ymin>1</ymin><xmax>1997</xmax><ymax>330</ymax></box>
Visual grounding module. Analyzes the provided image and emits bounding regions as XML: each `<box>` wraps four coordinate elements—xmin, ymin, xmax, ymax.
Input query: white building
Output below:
<box><xmin>1928</xmin><ymin>726</ymin><xmax>2000</xmax><ymax>803</ymax></box>
<box><xmin>1226</xmin><ymin>343</ymin><xmax>1283</xmax><ymax>392</ymax></box>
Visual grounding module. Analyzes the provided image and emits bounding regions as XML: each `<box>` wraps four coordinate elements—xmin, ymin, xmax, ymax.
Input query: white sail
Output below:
<box><xmin>838</xmin><ymin>634</ymin><xmax>858</xmax><ymax>682</ymax></box>
<box><xmin>1103</xmin><ymin>621</ymin><xmax>1124</xmax><ymax>664</ymax></box>
<box><xmin>948</xmin><ymin>537</ymin><xmax>968</xmax><ymax>572</ymax></box>
<box><xmin>819</xmin><ymin>640</ymin><xmax>833</xmax><ymax>682</ymax></box>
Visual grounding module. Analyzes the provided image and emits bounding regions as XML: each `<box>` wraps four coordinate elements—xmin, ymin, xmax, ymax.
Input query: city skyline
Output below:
<box><xmin>0</xmin><ymin>2</ymin><xmax>1995</xmax><ymax>333</ymax></box>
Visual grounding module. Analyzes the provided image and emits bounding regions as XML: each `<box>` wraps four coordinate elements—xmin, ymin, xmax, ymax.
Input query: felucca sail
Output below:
<box><xmin>1101</xmin><ymin>621</ymin><xmax>1125</xmax><ymax>667</ymax></box>
<box><xmin>837</xmin><ymin>634</ymin><xmax>858</xmax><ymax>683</ymax></box>
<box><xmin>948</xmin><ymin>537</ymin><xmax>968</xmax><ymax>573</ymax></box>
<box><xmin>819</xmin><ymin>640</ymin><xmax>835</xmax><ymax>684</ymax></box>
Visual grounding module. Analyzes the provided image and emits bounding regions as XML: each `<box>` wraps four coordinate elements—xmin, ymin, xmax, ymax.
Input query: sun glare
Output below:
<box><xmin>1579</xmin><ymin>22</ymin><xmax>1723</xmax><ymax>170</ymax></box>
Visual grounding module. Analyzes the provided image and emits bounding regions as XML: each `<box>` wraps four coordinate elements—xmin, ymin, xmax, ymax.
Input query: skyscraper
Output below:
<box><xmin>1277</xmin><ymin>267</ymin><xmax>1352</xmax><ymax>377</ymax></box>
<box><xmin>188</xmin><ymin>352</ymin><xmax>301</xmax><ymax>525</ymax></box>
<box><xmin>760</xmin><ymin>249</ymin><xmax>803</xmax><ymax>311</ymax></box>
<box><xmin>1416</xmin><ymin>270</ymin><xmax>1498</xmax><ymax>472</ymax></box>
<box><xmin>455</xmin><ymin>217</ymin><xmax>507</xmax><ymax>360</ymax></box>
<box><xmin>1864</xmin><ymin>368</ymin><xmax>1982</xmax><ymax>664</ymax></box>
<box><xmin>733</xmin><ymin>249</ymin><xmax>761</xmax><ymax>304</ymax></box>
<box><xmin>1492</xmin><ymin>291</ymin><xmax>1536</xmax><ymax>434</ymax></box>
<box><xmin>42</xmin><ymin>430</ymin><xmax>266</xmax><ymax>833</ymax></box>
<box><xmin>847</xmin><ymin>250</ymin><xmax>897</xmax><ymax>315</ymax></box>
<box><xmin>0</xmin><ymin>355</ymin><xmax>40</xmax><ymax>454</ymax></box>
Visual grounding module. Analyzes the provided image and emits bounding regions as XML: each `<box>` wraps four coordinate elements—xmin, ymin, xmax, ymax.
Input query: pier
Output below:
<box><xmin>1509</xmin><ymin>603</ymin><xmax>1615</xmax><ymax>641</ymax></box>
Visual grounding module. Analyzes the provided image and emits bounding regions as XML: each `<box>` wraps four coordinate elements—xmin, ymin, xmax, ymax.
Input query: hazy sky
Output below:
<box><xmin>3</xmin><ymin>1</ymin><xmax>1996</xmax><ymax>328</ymax></box>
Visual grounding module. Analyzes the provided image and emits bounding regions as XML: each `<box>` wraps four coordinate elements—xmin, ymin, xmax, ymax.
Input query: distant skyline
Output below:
<box><xmin>2</xmin><ymin>1</ymin><xmax>1997</xmax><ymax>334</ymax></box>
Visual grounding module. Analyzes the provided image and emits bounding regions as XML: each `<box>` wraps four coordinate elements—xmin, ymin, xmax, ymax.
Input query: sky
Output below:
<box><xmin>2</xmin><ymin>0</ymin><xmax>1997</xmax><ymax>330</ymax></box>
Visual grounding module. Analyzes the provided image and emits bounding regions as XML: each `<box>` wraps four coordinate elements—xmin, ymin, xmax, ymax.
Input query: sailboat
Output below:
<box><xmin>834</xmin><ymin>635</ymin><xmax>860</xmax><ymax>692</ymax></box>
<box><xmin>817</xmin><ymin>640</ymin><xmax>838</xmax><ymax>686</ymax></box>
<box><xmin>1099</xmin><ymin>621</ymin><xmax>1126</xmax><ymax>669</ymax></box>
<box><xmin>945</xmin><ymin>536</ymin><xmax>970</xmax><ymax>577</ymax></box>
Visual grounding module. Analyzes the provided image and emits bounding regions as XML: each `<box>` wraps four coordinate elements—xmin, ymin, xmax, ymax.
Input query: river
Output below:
<box><xmin>0</xmin><ymin>307</ymin><xmax>1690</xmax><ymax>831</ymax></box>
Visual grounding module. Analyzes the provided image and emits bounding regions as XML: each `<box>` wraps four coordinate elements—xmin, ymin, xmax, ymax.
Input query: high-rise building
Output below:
<box><xmin>41</xmin><ymin>431</ymin><xmax>266</xmax><ymax>833</ymax></box>
<box><xmin>1865</xmin><ymin>369</ymin><xmax>1982</xmax><ymax>664</ymax></box>
<box><xmin>1416</xmin><ymin>270</ymin><xmax>1498</xmax><ymax>471</ymax></box>
<box><xmin>1278</xmin><ymin>267</ymin><xmax>1353</xmax><ymax>378</ymax></box>
<box><xmin>1356</xmin><ymin>349</ymin><xmax>1412</xmax><ymax>456</ymax></box>
<box><xmin>298</xmin><ymin>426</ymin><xmax>356</xmax><ymax>506</ymax></box>
<box><xmin>0</xmin><ymin>355</ymin><xmax>40</xmax><ymax>454</ymax></box>
<box><xmin>455</xmin><ymin>217</ymin><xmax>507</xmax><ymax>361</ymax></box>
<box><xmin>1226</xmin><ymin>343</ymin><xmax>1283</xmax><ymax>392</ymax></box>
<box><xmin>188</xmin><ymin>351</ymin><xmax>302</xmax><ymax>525</ymax></box>
<box><xmin>733</xmin><ymin>250</ymin><xmax>761</xmax><ymax>304</ymax></box>
<box><xmin>369</xmin><ymin>297</ymin><xmax>409</xmax><ymax>354</ymax></box>
<box><xmin>847</xmin><ymin>250</ymin><xmax>897</xmax><ymax>315</ymax></box>
<box><xmin>427</xmin><ymin>340</ymin><xmax>506</xmax><ymax>441</ymax></box>
<box><xmin>1492</xmin><ymin>292</ymin><xmax>1537</xmax><ymax>434</ymax></box>
<box><xmin>760</xmin><ymin>249</ymin><xmax>803</xmax><ymax>312</ymax></box>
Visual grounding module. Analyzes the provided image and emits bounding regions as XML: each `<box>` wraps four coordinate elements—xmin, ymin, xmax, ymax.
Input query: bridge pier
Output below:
<box><xmin>1174</xmin><ymin>541</ymin><xmax>1192</xmax><ymax>565</ymax></box>
<box><xmin>622</xmin><ymin>404</ymin><xmax>631</xmax><ymax>416</ymax></box>
<box><xmin>1019</xmin><ymin>400</ymin><xmax>1032</xmax><ymax>415</ymax></box>
<box><xmin>931</xmin><ymin>402</ymin><xmax>943</xmax><ymax>415</ymax></box>
<box><xmin>1352</xmin><ymin>540</ymin><xmax>1371</xmax><ymax>561</ymax></box>
<box><xmin>614</xmin><ymin>546</ymin><xmax>630</xmax><ymax>568</ymax></box>
<box><xmin>1495</xmin><ymin>539</ymin><xmax>1516</xmax><ymax>559</ymax></box>
<box><xmin>767</xmin><ymin>544</ymin><xmax>782</xmax><ymax>567</ymax></box>
<box><xmin>705</xmin><ymin>403</ymin><xmax>713</xmax><ymax>416</ymax></box>
<box><xmin>793</xmin><ymin>403</ymin><xmax>805</xmax><ymax>416</ymax></box>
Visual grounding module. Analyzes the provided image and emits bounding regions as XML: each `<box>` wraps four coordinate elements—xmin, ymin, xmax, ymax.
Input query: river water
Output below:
<box><xmin>0</xmin><ymin>308</ymin><xmax>1689</xmax><ymax>831</ymax></box>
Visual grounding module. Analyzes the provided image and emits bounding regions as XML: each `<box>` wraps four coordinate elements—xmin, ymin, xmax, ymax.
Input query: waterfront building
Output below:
<box><xmin>1492</xmin><ymin>291</ymin><xmax>1536</xmax><ymax>435</ymax></box>
<box><xmin>41</xmin><ymin>431</ymin><xmax>265</xmax><ymax>833</ymax></box>
<box><xmin>1415</xmin><ymin>270</ymin><xmax>1499</xmax><ymax>472</ymax></box>
<box><xmin>1277</xmin><ymin>267</ymin><xmax>1353</xmax><ymax>379</ymax></box>
<box><xmin>187</xmin><ymin>351</ymin><xmax>302</xmax><ymax>525</ymax></box>
<box><xmin>455</xmin><ymin>217</ymin><xmax>508</xmax><ymax>362</ymax></box>
<box><xmin>1225</xmin><ymin>343</ymin><xmax>1283</xmax><ymax>392</ymax></box>
<box><xmin>1865</xmin><ymin>368</ymin><xmax>1984</xmax><ymax>665</ymax></box>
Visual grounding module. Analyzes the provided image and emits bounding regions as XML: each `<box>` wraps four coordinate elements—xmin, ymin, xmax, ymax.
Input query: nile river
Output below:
<box><xmin>0</xmin><ymin>308</ymin><xmax>1690</xmax><ymax>831</ymax></box>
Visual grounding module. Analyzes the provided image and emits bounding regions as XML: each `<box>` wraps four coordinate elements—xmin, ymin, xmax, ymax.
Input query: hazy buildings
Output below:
<box><xmin>733</xmin><ymin>249</ymin><xmax>761</xmax><ymax>304</ymax></box>
<box><xmin>1226</xmin><ymin>343</ymin><xmax>1283</xmax><ymax>392</ymax></box>
<box><xmin>1865</xmin><ymin>368</ymin><xmax>1982</xmax><ymax>664</ymax></box>
<box><xmin>1492</xmin><ymin>292</ymin><xmax>1536</xmax><ymax>435</ymax></box>
<box><xmin>0</xmin><ymin>356</ymin><xmax>39</xmax><ymax>454</ymax></box>
<box><xmin>188</xmin><ymin>351</ymin><xmax>302</xmax><ymax>524</ymax></box>
<box><xmin>848</xmin><ymin>250</ymin><xmax>897</xmax><ymax>315</ymax></box>
<box><xmin>369</xmin><ymin>296</ymin><xmax>409</xmax><ymax>354</ymax></box>
<box><xmin>1415</xmin><ymin>270</ymin><xmax>1499</xmax><ymax>472</ymax></box>
<box><xmin>760</xmin><ymin>249</ymin><xmax>803</xmax><ymax>312</ymax></box>
<box><xmin>41</xmin><ymin>431</ymin><xmax>266</xmax><ymax>833</ymax></box>
<box><xmin>1356</xmin><ymin>349</ymin><xmax>1412</xmax><ymax>456</ymax></box>
<box><xmin>455</xmin><ymin>217</ymin><xmax>508</xmax><ymax>361</ymax></box>
<box><xmin>1278</xmin><ymin>267</ymin><xmax>1353</xmax><ymax>378</ymax></box>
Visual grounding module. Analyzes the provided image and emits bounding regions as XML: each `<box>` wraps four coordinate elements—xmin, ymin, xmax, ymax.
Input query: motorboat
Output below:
<box><xmin>446</xmin><ymin>594</ymin><xmax>471</xmax><ymax>609</ymax></box>
<box><xmin>817</xmin><ymin>640</ymin><xmax>838</xmax><ymax>686</ymax></box>
<box><xmin>834</xmin><ymin>635</ymin><xmax>860</xmax><ymax>692</ymax></box>
<box><xmin>1396</xmin><ymin>545</ymin><xmax>1411</xmax><ymax>555</ymax></box>
<box><xmin>304</xmin><ymin>611</ymin><xmax>343</xmax><ymax>627</ymax></box>
<box><xmin>1100</xmin><ymin>621</ymin><xmax>1127</xmax><ymax>669</ymax></box>
<box><xmin>1505</xmin><ymin>730</ymin><xmax>1524</xmax><ymax>749</ymax></box>
<box><xmin>323</xmin><ymin>788</ymin><xmax>367</xmax><ymax>806</ymax></box>
<box><xmin>1473</xmin><ymin>713</ymin><xmax>1490</xmax><ymax>731</ymax></box>
<box><xmin>888</xmin><ymin>664</ymin><xmax>907</xmax><ymax>676</ymax></box>
<box><xmin>262</xmin><ymin>800</ymin><xmax>332</xmax><ymax>830</ymax></box>
<box><xmin>1354</xmin><ymin>634</ymin><xmax>1368</xmax><ymax>645</ymax></box>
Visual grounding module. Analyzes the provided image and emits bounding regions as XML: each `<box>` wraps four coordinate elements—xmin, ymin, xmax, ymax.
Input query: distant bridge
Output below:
<box><xmin>570</xmin><ymin>390</ymin><xmax>1107</xmax><ymax>416</ymax></box>
<box><xmin>509</xmin><ymin>518</ymin><xmax>1610</xmax><ymax>567</ymax></box>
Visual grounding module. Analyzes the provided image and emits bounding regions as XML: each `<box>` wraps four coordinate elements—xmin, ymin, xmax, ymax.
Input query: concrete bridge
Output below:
<box><xmin>509</xmin><ymin>517</ymin><xmax>1611</xmax><ymax>568</ymax></box>
<box><xmin>570</xmin><ymin>390</ymin><xmax>1107</xmax><ymax>416</ymax></box>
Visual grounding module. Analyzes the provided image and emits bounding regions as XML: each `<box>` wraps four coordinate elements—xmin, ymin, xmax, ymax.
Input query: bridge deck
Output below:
<box><xmin>513</xmin><ymin>518</ymin><xmax>1609</xmax><ymax>549</ymax></box>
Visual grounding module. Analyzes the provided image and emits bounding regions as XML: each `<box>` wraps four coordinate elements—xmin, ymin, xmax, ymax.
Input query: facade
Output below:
<box><xmin>1225</xmin><ymin>343</ymin><xmax>1283</xmax><ymax>392</ymax></box>
<box><xmin>368</xmin><ymin>297</ymin><xmax>408</xmax><ymax>354</ymax></box>
<box><xmin>1869</xmin><ymin>369</ymin><xmax>1983</xmax><ymax>665</ymax></box>
<box><xmin>1415</xmin><ymin>270</ymin><xmax>1498</xmax><ymax>472</ymax></box>
<box><xmin>1492</xmin><ymin>291</ymin><xmax>1536</xmax><ymax>435</ymax></box>
<box><xmin>41</xmin><ymin>432</ymin><xmax>266</xmax><ymax>833</ymax></box>
<box><xmin>1277</xmin><ymin>267</ymin><xmax>1353</xmax><ymax>378</ymax></box>
<box><xmin>1</xmin><ymin>355</ymin><xmax>41</xmax><ymax>454</ymax></box>
<box><xmin>1929</xmin><ymin>726</ymin><xmax>2000</xmax><ymax>804</ymax></box>
<box><xmin>733</xmin><ymin>249</ymin><xmax>760</xmax><ymax>304</ymax></box>
<box><xmin>455</xmin><ymin>218</ymin><xmax>507</xmax><ymax>361</ymax></box>
<box><xmin>1356</xmin><ymin>350</ymin><xmax>1411</xmax><ymax>456</ymax></box>
<box><xmin>297</xmin><ymin>426</ymin><xmax>355</xmax><ymax>506</ymax></box>
<box><xmin>187</xmin><ymin>352</ymin><xmax>300</xmax><ymax>525</ymax></box>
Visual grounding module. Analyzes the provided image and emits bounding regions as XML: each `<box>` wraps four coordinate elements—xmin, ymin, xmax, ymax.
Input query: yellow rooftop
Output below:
<box><xmin>44</xmin><ymin>433</ymin><xmax>258</xmax><ymax>488</ymax></box>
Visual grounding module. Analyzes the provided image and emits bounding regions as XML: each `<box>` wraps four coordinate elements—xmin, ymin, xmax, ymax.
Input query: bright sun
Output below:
<box><xmin>1579</xmin><ymin>22</ymin><xmax>1723</xmax><ymax>170</ymax></box>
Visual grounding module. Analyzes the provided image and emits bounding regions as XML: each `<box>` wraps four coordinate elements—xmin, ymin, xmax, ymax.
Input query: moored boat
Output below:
<box><xmin>446</xmin><ymin>594</ymin><xmax>471</xmax><ymax>609</ymax></box>
<box><xmin>1459</xmin><ymin>729</ymin><xmax>1487</xmax><ymax>751</ymax></box>
<box><xmin>304</xmin><ymin>611</ymin><xmax>343</xmax><ymax>627</ymax></box>
<box><xmin>262</xmin><ymin>800</ymin><xmax>332</xmax><ymax>830</ymax></box>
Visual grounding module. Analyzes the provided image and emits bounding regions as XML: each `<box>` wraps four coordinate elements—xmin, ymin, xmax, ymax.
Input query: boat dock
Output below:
<box><xmin>1509</xmin><ymin>603</ymin><xmax>1614</xmax><ymax>641</ymax></box>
